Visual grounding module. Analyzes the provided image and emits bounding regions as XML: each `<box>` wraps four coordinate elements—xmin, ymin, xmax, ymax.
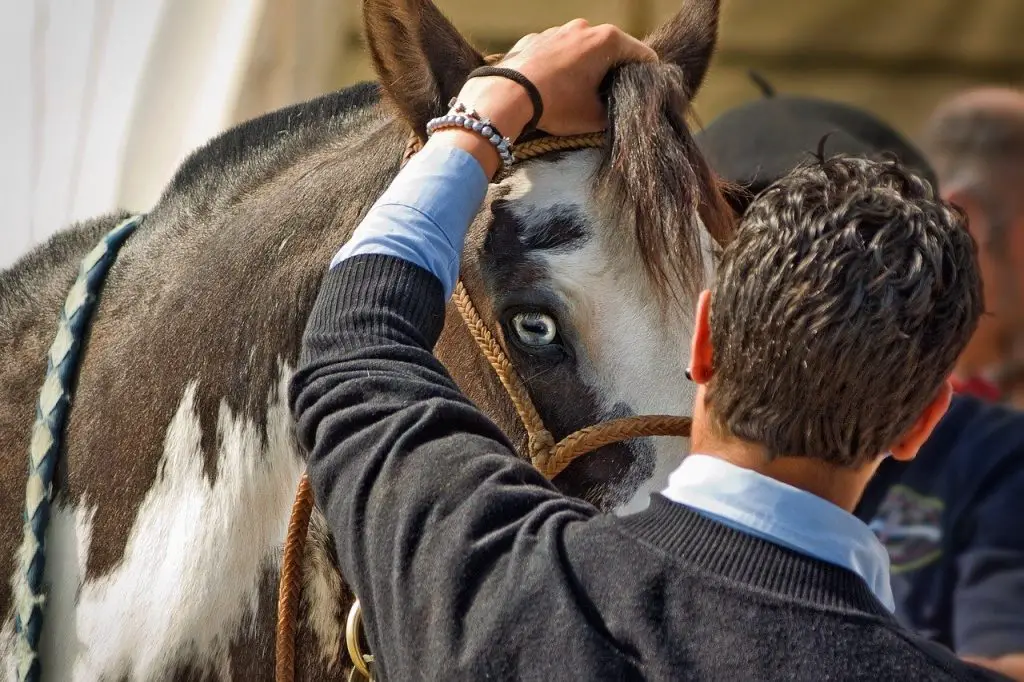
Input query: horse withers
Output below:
<box><xmin>0</xmin><ymin>0</ymin><xmax>732</xmax><ymax>679</ymax></box>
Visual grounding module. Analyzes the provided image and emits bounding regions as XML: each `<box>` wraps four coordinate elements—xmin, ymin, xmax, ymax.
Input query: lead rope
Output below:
<box><xmin>275</xmin><ymin>131</ymin><xmax>693</xmax><ymax>682</ymax></box>
<box><xmin>14</xmin><ymin>215</ymin><xmax>144</xmax><ymax>682</ymax></box>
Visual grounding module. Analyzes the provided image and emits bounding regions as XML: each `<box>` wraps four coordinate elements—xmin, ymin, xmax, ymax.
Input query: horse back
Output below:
<box><xmin>0</xmin><ymin>211</ymin><xmax>135</xmax><ymax>621</ymax></box>
<box><xmin>1</xmin><ymin>83</ymin><xmax>400</xmax><ymax>679</ymax></box>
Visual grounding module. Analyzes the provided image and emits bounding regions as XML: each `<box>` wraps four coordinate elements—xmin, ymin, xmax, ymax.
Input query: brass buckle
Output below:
<box><xmin>346</xmin><ymin>599</ymin><xmax>374</xmax><ymax>681</ymax></box>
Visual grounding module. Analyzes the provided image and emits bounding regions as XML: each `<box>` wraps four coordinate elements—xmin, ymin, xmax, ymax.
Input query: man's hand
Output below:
<box><xmin>488</xmin><ymin>19</ymin><xmax>658</xmax><ymax>137</ymax></box>
<box><xmin>964</xmin><ymin>653</ymin><xmax>1024</xmax><ymax>680</ymax></box>
<box><xmin>430</xmin><ymin>19</ymin><xmax>657</xmax><ymax>177</ymax></box>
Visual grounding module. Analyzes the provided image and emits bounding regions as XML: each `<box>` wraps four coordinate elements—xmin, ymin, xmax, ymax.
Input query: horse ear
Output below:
<box><xmin>363</xmin><ymin>0</ymin><xmax>485</xmax><ymax>138</ymax></box>
<box><xmin>644</xmin><ymin>0</ymin><xmax>721</xmax><ymax>98</ymax></box>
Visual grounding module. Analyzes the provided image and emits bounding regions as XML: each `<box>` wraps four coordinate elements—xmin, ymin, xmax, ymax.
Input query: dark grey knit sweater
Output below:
<box><xmin>289</xmin><ymin>254</ymin><xmax>1007</xmax><ymax>681</ymax></box>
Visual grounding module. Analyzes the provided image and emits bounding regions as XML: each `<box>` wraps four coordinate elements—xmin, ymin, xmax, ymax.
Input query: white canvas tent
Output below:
<box><xmin>0</xmin><ymin>0</ymin><xmax>351</xmax><ymax>269</ymax></box>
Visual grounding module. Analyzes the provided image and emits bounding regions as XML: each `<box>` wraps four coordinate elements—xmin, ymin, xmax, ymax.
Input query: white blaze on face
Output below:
<box><xmin>503</xmin><ymin>151</ymin><xmax>716</xmax><ymax>514</ymax></box>
<box><xmin>10</xmin><ymin>364</ymin><xmax>308</xmax><ymax>682</ymax></box>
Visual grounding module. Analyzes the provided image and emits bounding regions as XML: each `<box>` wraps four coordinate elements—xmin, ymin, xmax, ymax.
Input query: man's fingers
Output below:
<box><xmin>610</xmin><ymin>29</ymin><xmax>659</xmax><ymax>64</ymax></box>
<box><xmin>588</xmin><ymin>24</ymin><xmax>659</xmax><ymax>64</ymax></box>
<box><xmin>507</xmin><ymin>33</ymin><xmax>537</xmax><ymax>54</ymax></box>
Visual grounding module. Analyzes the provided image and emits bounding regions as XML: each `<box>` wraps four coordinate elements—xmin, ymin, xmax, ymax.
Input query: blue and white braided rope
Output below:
<box><xmin>13</xmin><ymin>215</ymin><xmax>143</xmax><ymax>682</ymax></box>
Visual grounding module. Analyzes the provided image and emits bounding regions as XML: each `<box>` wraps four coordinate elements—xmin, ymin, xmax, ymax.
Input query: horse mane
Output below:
<box><xmin>598</xmin><ymin>61</ymin><xmax>735</xmax><ymax>305</ymax></box>
<box><xmin>0</xmin><ymin>212</ymin><xmax>131</xmax><ymax>331</ymax></box>
<box><xmin>164</xmin><ymin>81</ymin><xmax>383</xmax><ymax>197</ymax></box>
<box><xmin>159</xmin><ymin>65</ymin><xmax>735</xmax><ymax>309</ymax></box>
<box><xmin>1</xmin><ymin>82</ymin><xmax>386</xmax><ymax>334</ymax></box>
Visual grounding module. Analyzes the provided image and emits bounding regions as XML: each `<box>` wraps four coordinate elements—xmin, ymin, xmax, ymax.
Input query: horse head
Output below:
<box><xmin>363</xmin><ymin>0</ymin><xmax>733</xmax><ymax>512</ymax></box>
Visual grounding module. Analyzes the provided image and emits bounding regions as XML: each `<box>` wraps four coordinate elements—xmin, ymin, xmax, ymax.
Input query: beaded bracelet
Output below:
<box><xmin>426</xmin><ymin>99</ymin><xmax>515</xmax><ymax>169</ymax></box>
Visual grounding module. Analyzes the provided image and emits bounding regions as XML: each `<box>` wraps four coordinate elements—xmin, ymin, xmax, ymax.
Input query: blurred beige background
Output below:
<box><xmin>4</xmin><ymin>0</ymin><xmax>1024</xmax><ymax>267</ymax></box>
<box><xmin>320</xmin><ymin>0</ymin><xmax>1024</xmax><ymax>137</ymax></box>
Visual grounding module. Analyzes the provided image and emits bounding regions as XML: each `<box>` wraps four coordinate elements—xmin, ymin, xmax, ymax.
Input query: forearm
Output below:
<box><xmin>333</xmin><ymin>140</ymin><xmax>489</xmax><ymax>298</ymax></box>
<box><xmin>290</xmin><ymin>132</ymin><xmax>597</xmax><ymax>672</ymax></box>
<box><xmin>290</xmin><ymin>255</ymin><xmax>596</xmax><ymax>674</ymax></box>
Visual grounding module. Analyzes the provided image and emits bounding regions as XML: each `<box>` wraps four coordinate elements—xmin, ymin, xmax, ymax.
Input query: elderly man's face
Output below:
<box><xmin>950</xmin><ymin>189</ymin><xmax>1024</xmax><ymax>368</ymax></box>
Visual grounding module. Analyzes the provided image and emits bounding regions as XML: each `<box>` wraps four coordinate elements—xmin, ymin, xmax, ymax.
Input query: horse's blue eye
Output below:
<box><xmin>511</xmin><ymin>312</ymin><xmax>558</xmax><ymax>347</ymax></box>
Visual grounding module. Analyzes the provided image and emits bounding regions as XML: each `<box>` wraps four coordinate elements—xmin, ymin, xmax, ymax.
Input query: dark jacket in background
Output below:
<box><xmin>857</xmin><ymin>395</ymin><xmax>1024</xmax><ymax>658</ymax></box>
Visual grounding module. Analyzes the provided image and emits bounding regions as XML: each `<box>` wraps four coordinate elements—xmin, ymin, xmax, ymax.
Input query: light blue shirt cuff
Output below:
<box><xmin>331</xmin><ymin>142</ymin><xmax>490</xmax><ymax>299</ymax></box>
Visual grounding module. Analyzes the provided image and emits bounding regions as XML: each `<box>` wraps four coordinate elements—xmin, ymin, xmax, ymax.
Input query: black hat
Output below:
<box><xmin>695</xmin><ymin>73</ymin><xmax>938</xmax><ymax>210</ymax></box>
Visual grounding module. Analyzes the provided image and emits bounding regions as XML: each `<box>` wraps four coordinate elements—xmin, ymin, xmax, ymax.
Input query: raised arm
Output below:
<box><xmin>289</xmin><ymin>21</ymin><xmax>657</xmax><ymax>678</ymax></box>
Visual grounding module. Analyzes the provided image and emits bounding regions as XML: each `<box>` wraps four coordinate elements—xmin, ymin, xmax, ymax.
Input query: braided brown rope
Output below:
<box><xmin>404</xmin><ymin>131</ymin><xmax>606</xmax><ymax>166</ymax></box>
<box><xmin>517</xmin><ymin>133</ymin><xmax>606</xmax><ymax>159</ymax></box>
<box><xmin>453</xmin><ymin>280</ymin><xmax>554</xmax><ymax>460</ymax></box>
<box><xmin>276</xmin><ymin>473</ymin><xmax>315</xmax><ymax>682</ymax></box>
<box><xmin>539</xmin><ymin>415</ymin><xmax>692</xmax><ymax>480</ymax></box>
<box><xmin>275</xmin><ymin>121</ymin><xmax>689</xmax><ymax>682</ymax></box>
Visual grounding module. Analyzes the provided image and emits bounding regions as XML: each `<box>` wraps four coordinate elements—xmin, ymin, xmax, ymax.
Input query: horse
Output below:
<box><xmin>0</xmin><ymin>0</ymin><xmax>732</xmax><ymax>678</ymax></box>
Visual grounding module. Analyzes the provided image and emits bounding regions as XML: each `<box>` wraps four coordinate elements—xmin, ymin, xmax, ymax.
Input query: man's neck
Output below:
<box><xmin>690</xmin><ymin>429</ymin><xmax>879</xmax><ymax>513</ymax></box>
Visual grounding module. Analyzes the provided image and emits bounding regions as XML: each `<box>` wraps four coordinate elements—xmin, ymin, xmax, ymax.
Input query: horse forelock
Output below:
<box><xmin>596</xmin><ymin>61</ymin><xmax>734</xmax><ymax>308</ymax></box>
<box><xmin>479</xmin><ymin>62</ymin><xmax>732</xmax><ymax>316</ymax></box>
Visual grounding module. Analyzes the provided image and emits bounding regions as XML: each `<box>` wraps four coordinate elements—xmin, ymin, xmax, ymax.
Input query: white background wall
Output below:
<box><xmin>0</xmin><ymin>0</ymin><xmax>268</xmax><ymax>269</ymax></box>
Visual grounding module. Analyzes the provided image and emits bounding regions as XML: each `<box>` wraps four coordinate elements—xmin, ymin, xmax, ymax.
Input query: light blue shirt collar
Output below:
<box><xmin>662</xmin><ymin>454</ymin><xmax>894</xmax><ymax>611</ymax></box>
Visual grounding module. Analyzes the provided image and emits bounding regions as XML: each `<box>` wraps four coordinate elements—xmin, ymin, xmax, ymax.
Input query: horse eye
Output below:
<box><xmin>510</xmin><ymin>312</ymin><xmax>559</xmax><ymax>347</ymax></box>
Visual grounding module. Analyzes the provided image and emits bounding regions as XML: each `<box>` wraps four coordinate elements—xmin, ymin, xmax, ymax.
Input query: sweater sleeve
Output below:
<box><xmin>331</xmin><ymin>141</ymin><xmax>489</xmax><ymax>299</ymax></box>
<box><xmin>288</xmin><ymin>254</ymin><xmax>603</xmax><ymax>679</ymax></box>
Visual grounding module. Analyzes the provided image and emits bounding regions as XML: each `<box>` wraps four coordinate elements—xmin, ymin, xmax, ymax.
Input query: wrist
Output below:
<box><xmin>426</xmin><ymin>78</ymin><xmax>533</xmax><ymax>179</ymax></box>
<box><xmin>427</xmin><ymin>128</ymin><xmax>504</xmax><ymax>179</ymax></box>
<box><xmin>454</xmin><ymin>76</ymin><xmax>534</xmax><ymax>142</ymax></box>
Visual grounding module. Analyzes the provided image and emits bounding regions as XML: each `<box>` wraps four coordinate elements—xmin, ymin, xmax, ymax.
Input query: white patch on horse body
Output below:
<box><xmin>35</xmin><ymin>502</ymin><xmax>97</xmax><ymax>680</ymax></box>
<box><xmin>13</xmin><ymin>364</ymin><xmax>306</xmax><ymax>681</ymax></box>
<box><xmin>506</xmin><ymin>153</ymin><xmax>713</xmax><ymax>514</ymax></box>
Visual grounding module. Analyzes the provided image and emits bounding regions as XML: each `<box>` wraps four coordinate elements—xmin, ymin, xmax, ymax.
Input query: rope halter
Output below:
<box><xmin>276</xmin><ymin>115</ymin><xmax>694</xmax><ymax>682</ymax></box>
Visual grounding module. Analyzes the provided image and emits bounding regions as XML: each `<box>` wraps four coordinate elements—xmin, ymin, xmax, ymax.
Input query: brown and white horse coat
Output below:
<box><xmin>0</xmin><ymin>0</ymin><xmax>732</xmax><ymax>678</ymax></box>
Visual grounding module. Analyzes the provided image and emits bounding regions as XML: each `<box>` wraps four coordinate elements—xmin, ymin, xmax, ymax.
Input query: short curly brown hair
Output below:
<box><xmin>706</xmin><ymin>153</ymin><xmax>983</xmax><ymax>466</ymax></box>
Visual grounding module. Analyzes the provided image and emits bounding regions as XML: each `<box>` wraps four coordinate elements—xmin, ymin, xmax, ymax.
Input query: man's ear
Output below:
<box><xmin>688</xmin><ymin>289</ymin><xmax>714</xmax><ymax>383</ymax></box>
<box><xmin>889</xmin><ymin>381</ymin><xmax>952</xmax><ymax>461</ymax></box>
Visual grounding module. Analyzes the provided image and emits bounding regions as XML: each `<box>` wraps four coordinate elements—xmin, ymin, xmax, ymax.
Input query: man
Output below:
<box><xmin>920</xmin><ymin>88</ymin><xmax>1024</xmax><ymax>406</ymax></box>
<box><xmin>696</xmin><ymin>87</ymin><xmax>1024</xmax><ymax>680</ymax></box>
<box><xmin>291</xmin><ymin>22</ymin><xmax>1002</xmax><ymax>680</ymax></box>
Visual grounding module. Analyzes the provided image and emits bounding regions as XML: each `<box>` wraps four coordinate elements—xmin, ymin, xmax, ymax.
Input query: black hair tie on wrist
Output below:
<box><xmin>466</xmin><ymin>66</ymin><xmax>544</xmax><ymax>136</ymax></box>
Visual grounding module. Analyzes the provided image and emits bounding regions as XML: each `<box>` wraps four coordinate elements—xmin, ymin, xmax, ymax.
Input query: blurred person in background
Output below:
<box><xmin>697</xmin><ymin>83</ymin><xmax>1024</xmax><ymax>681</ymax></box>
<box><xmin>921</xmin><ymin>88</ymin><xmax>1024</xmax><ymax>407</ymax></box>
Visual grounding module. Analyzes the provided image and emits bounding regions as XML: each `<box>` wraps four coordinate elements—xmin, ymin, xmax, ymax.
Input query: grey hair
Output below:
<box><xmin>921</xmin><ymin>97</ymin><xmax>1024</xmax><ymax>243</ymax></box>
